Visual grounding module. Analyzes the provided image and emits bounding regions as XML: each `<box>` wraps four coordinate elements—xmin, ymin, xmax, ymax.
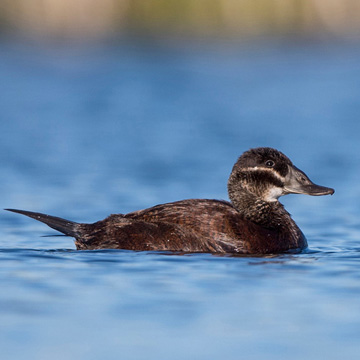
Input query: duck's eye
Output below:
<box><xmin>265</xmin><ymin>160</ymin><xmax>275</xmax><ymax>167</ymax></box>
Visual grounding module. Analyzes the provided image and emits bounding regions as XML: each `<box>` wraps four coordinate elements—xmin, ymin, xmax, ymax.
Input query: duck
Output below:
<box><xmin>5</xmin><ymin>147</ymin><xmax>334</xmax><ymax>254</ymax></box>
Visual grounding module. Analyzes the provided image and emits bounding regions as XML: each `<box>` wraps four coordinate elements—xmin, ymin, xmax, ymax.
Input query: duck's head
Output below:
<box><xmin>228</xmin><ymin>147</ymin><xmax>334</xmax><ymax>205</ymax></box>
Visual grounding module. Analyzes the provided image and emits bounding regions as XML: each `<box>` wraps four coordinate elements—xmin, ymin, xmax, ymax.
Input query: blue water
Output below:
<box><xmin>1</xmin><ymin>39</ymin><xmax>360</xmax><ymax>359</ymax></box>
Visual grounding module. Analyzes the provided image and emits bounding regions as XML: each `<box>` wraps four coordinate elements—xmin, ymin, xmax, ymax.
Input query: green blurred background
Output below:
<box><xmin>1</xmin><ymin>0</ymin><xmax>360</xmax><ymax>41</ymax></box>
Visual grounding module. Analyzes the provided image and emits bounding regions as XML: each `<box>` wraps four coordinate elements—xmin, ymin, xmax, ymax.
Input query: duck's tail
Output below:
<box><xmin>5</xmin><ymin>209</ymin><xmax>81</xmax><ymax>238</ymax></box>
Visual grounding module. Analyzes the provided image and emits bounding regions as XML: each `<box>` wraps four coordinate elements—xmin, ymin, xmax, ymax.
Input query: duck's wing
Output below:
<box><xmin>124</xmin><ymin>199</ymin><xmax>235</xmax><ymax>222</ymax></box>
<box><xmin>121</xmin><ymin>199</ymin><xmax>247</xmax><ymax>251</ymax></box>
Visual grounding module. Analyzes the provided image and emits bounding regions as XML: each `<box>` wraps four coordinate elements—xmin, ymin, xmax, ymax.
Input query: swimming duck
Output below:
<box><xmin>6</xmin><ymin>147</ymin><xmax>334</xmax><ymax>254</ymax></box>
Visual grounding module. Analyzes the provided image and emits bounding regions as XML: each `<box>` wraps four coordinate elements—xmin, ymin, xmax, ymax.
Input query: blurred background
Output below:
<box><xmin>1</xmin><ymin>0</ymin><xmax>360</xmax><ymax>40</ymax></box>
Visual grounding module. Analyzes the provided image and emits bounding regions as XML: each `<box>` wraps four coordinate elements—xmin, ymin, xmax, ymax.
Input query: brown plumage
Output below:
<box><xmin>5</xmin><ymin>147</ymin><xmax>334</xmax><ymax>254</ymax></box>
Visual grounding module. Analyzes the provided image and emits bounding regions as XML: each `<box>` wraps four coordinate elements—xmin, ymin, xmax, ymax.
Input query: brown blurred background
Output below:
<box><xmin>1</xmin><ymin>0</ymin><xmax>360</xmax><ymax>40</ymax></box>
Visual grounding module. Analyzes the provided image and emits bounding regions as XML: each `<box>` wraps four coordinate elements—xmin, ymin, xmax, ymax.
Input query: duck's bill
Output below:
<box><xmin>284</xmin><ymin>166</ymin><xmax>335</xmax><ymax>196</ymax></box>
<box><xmin>286</xmin><ymin>183</ymin><xmax>335</xmax><ymax>196</ymax></box>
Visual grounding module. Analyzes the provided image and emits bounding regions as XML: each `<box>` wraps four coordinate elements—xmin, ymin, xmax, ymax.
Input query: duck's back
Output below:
<box><xmin>77</xmin><ymin>199</ymin><xmax>239</xmax><ymax>252</ymax></box>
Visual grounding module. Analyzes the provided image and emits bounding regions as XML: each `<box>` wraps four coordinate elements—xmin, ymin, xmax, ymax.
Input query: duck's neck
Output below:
<box><xmin>228</xmin><ymin>190</ymin><xmax>307</xmax><ymax>252</ymax></box>
<box><xmin>229</xmin><ymin>180</ymin><xmax>303</xmax><ymax>237</ymax></box>
<box><xmin>227</xmin><ymin>173</ymin><xmax>307</xmax><ymax>251</ymax></box>
<box><xmin>229</xmin><ymin>190</ymin><xmax>285</xmax><ymax>226</ymax></box>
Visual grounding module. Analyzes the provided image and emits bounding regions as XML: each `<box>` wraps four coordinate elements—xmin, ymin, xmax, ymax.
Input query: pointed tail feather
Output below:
<box><xmin>5</xmin><ymin>209</ymin><xmax>81</xmax><ymax>238</ymax></box>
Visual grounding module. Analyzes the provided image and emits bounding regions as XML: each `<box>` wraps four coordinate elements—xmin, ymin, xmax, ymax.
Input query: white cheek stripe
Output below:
<box><xmin>242</xmin><ymin>167</ymin><xmax>286</xmax><ymax>182</ymax></box>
